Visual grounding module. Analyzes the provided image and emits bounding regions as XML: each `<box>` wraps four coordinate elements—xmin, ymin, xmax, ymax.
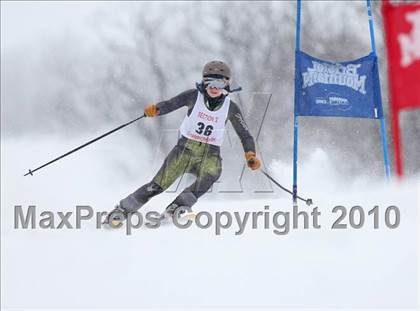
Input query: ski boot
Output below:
<box><xmin>160</xmin><ymin>203</ymin><xmax>196</xmax><ymax>224</ymax></box>
<box><xmin>104</xmin><ymin>194</ymin><xmax>143</xmax><ymax>228</ymax></box>
<box><xmin>103</xmin><ymin>205</ymin><xmax>127</xmax><ymax>228</ymax></box>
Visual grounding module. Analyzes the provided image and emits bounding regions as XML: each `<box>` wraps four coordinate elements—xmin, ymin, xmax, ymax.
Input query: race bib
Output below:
<box><xmin>179</xmin><ymin>92</ymin><xmax>230</xmax><ymax>146</ymax></box>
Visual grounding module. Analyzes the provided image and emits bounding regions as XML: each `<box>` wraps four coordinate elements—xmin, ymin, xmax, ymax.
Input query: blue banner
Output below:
<box><xmin>295</xmin><ymin>51</ymin><xmax>383</xmax><ymax>119</ymax></box>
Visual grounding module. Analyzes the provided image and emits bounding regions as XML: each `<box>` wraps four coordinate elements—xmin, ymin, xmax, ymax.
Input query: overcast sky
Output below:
<box><xmin>1</xmin><ymin>1</ymin><xmax>107</xmax><ymax>52</ymax></box>
<box><xmin>2</xmin><ymin>1</ymin><xmax>375</xmax><ymax>52</ymax></box>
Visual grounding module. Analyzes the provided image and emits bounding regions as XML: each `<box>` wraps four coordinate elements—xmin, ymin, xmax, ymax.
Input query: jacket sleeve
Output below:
<box><xmin>228</xmin><ymin>101</ymin><xmax>256</xmax><ymax>153</ymax></box>
<box><xmin>156</xmin><ymin>89</ymin><xmax>197</xmax><ymax>116</ymax></box>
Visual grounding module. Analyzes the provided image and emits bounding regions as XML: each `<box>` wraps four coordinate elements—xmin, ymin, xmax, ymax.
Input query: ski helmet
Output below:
<box><xmin>202</xmin><ymin>60</ymin><xmax>231</xmax><ymax>80</ymax></box>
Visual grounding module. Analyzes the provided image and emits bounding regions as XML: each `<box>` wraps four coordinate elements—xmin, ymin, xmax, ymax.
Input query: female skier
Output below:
<box><xmin>106</xmin><ymin>60</ymin><xmax>261</xmax><ymax>227</ymax></box>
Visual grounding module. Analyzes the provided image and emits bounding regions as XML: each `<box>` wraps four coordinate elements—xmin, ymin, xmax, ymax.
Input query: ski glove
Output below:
<box><xmin>144</xmin><ymin>104</ymin><xmax>159</xmax><ymax>117</ymax></box>
<box><xmin>245</xmin><ymin>151</ymin><xmax>261</xmax><ymax>170</ymax></box>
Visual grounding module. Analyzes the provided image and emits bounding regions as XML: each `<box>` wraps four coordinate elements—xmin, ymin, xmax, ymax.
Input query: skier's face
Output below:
<box><xmin>206</xmin><ymin>87</ymin><xmax>222</xmax><ymax>98</ymax></box>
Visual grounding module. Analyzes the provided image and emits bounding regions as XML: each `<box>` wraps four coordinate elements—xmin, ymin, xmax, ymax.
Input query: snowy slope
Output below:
<box><xmin>1</xmin><ymin>134</ymin><xmax>419</xmax><ymax>310</ymax></box>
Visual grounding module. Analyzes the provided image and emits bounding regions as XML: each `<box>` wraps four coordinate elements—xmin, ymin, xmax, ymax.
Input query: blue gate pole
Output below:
<box><xmin>292</xmin><ymin>0</ymin><xmax>302</xmax><ymax>205</ymax></box>
<box><xmin>380</xmin><ymin>118</ymin><xmax>391</xmax><ymax>179</ymax></box>
<box><xmin>367</xmin><ymin>0</ymin><xmax>391</xmax><ymax>180</ymax></box>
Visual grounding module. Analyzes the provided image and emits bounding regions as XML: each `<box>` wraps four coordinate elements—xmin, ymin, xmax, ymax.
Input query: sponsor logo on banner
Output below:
<box><xmin>302</xmin><ymin>61</ymin><xmax>367</xmax><ymax>95</ymax></box>
<box><xmin>315</xmin><ymin>93</ymin><xmax>351</xmax><ymax>111</ymax></box>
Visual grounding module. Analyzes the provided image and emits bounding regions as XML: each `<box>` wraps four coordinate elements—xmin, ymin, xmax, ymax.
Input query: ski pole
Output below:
<box><xmin>261</xmin><ymin>170</ymin><xmax>313</xmax><ymax>206</ymax></box>
<box><xmin>24</xmin><ymin>114</ymin><xmax>146</xmax><ymax>177</ymax></box>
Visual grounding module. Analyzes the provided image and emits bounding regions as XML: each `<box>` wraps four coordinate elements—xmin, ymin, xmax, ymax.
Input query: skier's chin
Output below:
<box><xmin>207</xmin><ymin>89</ymin><xmax>222</xmax><ymax>98</ymax></box>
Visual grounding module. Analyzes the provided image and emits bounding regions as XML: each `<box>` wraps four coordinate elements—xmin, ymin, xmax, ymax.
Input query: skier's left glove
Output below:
<box><xmin>144</xmin><ymin>104</ymin><xmax>159</xmax><ymax>117</ymax></box>
<box><xmin>245</xmin><ymin>151</ymin><xmax>261</xmax><ymax>170</ymax></box>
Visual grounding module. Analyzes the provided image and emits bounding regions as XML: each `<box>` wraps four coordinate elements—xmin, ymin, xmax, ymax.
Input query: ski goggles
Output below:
<box><xmin>203</xmin><ymin>77</ymin><xmax>228</xmax><ymax>90</ymax></box>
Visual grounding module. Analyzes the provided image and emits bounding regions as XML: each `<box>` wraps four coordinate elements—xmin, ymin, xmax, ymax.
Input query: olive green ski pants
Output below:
<box><xmin>124</xmin><ymin>138</ymin><xmax>222</xmax><ymax>212</ymax></box>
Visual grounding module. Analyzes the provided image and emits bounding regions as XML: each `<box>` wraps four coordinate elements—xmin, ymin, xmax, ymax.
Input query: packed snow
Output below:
<box><xmin>1</xmin><ymin>134</ymin><xmax>418</xmax><ymax>310</ymax></box>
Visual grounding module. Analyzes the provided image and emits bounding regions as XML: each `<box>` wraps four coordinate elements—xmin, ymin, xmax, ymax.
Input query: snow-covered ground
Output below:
<box><xmin>1</xmin><ymin>134</ymin><xmax>419</xmax><ymax>310</ymax></box>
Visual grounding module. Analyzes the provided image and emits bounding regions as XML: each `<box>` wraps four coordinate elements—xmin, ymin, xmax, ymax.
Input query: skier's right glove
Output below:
<box><xmin>144</xmin><ymin>104</ymin><xmax>159</xmax><ymax>117</ymax></box>
<box><xmin>245</xmin><ymin>151</ymin><xmax>261</xmax><ymax>170</ymax></box>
